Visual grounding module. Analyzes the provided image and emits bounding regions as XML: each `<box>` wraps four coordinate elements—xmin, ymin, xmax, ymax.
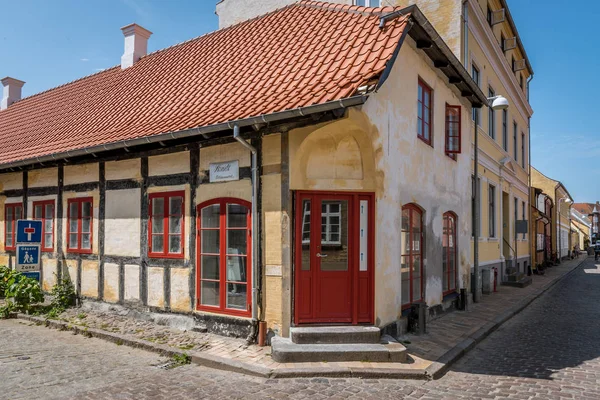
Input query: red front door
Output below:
<box><xmin>294</xmin><ymin>191</ymin><xmax>374</xmax><ymax>325</ymax></box>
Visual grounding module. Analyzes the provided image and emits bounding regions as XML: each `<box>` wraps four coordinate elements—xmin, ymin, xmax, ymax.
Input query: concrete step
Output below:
<box><xmin>290</xmin><ymin>326</ymin><xmax>380</xmax><ymax>344</ymax></box>
<box><xmin>271</xmin><ymin>337</ymin><xmax>407</xmax><ymax>363</ymax></box>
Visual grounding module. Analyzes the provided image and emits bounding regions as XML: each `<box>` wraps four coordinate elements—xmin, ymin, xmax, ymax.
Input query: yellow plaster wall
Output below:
<box><xmin>199</xmin><ymin>142</ymin><xmax>251</xmax><ymax>171</ymax></box>
<box><xmin>104</xmin><ymin>262</ymin><xmax>120</xmax><ymax>303</ymax></box>
<box><xmin>170</xmin><ymin>268</ymin><xmax>191</xmax><ymax>312</ymax></box>
<box><xmin>148</xmin><ymin>151</ymin><xmax>190</xmax><ymax>176</ymax></box>
<box><xmin>28</xmin><ymin>168</ymin><xmax>58</xmax><ymax>188</ymax></box>
<box><xmin>81</xmin><ymin>260</ymin><xmax>99</xmax><ymax>298</ymax></box>
<box><xmin>147</xmin><ymin>266</ymin><xmax>165</xmax><ymax>308</ymax></box>
<box><xmin>64</xmin><ymin>163</ymin><xmax>99</xmax><ymax>185</ymax></box>
<box><xmin>196</xmin><ymin>180</ymin><xmax>251</xmax><ymax>204</ymax></box>
<box><xmin>0</xmin><ymin>172</ymin><xmax>23</xmax><ymax>192</ymax></box>
<box><xmin>105</xmin><ymin>159</ymin><xmax>141</xmax><ymax>181</ymax></box>
<box><xmin>124</xmin><ymin>264</ymin><xmax>140</xmax><ymax>301</ymax></box>
<box><xmin>42</xmin><ymin>259</ymin><xmax>58</xmax><ymax>292</ymax></box>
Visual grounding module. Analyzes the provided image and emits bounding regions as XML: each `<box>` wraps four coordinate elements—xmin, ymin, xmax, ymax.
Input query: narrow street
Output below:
<box><xmin>2</xmin><ymin>257</ymin><xmax>599</xmax><ymax>399</ymax></box>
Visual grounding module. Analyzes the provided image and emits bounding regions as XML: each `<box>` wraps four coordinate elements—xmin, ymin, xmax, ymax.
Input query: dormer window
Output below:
<box><xmin>356</xmin><ymin>0</ymin><xmax>381</xmax><ymax>6</ymax></box>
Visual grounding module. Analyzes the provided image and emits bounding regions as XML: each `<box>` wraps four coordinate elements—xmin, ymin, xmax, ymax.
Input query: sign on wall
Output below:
<box><xmin>16</xmin><ymin>220</ymin><xmax>42</xmax><ymax>244</ymax></box>
<box><xmin>16</xmin><ymin>244</ymin><xmax>41</xmax><ymax>273</ymax></box>
<box><xmin>209</xmin><ymin>160</ymin><xmax>239</xmax><ymax>183</ymax></box>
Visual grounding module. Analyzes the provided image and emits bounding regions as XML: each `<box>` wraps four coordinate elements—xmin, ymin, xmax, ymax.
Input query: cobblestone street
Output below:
<box><xmin>2</xmin><ymin>257</ymin><xmax>599</xmax><ymax>399</ymax></box>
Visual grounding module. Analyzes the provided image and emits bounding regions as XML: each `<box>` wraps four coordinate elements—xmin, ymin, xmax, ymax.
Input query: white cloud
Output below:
<box><xmin>94</xmin><ymin>68</ymin><xmax>105</xmax><ymax>72</ymax></box>
<box><xmin>80</xmin><ymin>58</ymin><xmax>90</xmax><ymax>62</ymax></box>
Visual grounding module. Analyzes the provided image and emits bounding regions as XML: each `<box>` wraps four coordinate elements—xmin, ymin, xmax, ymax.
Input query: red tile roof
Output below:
<box><xmin>573</xmin><ymin>203</ymin><xmax>599</xmax><ymax>215</ymax></box>
<box><xmin>0</xmin><ymin>1</ymin><xmax>410</xmax><ymax>167</ymax></box>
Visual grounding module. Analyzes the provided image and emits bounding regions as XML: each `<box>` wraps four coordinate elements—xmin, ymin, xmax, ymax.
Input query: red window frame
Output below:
<box><xmin>196</xmin><ymin>198</ymin><xmax>252</xmax><ymax>317</ymax></box>
<box><xmin>148</xmin><ymin>191</ymin><xmax>185</xmax><ymax>259</ymax></box>
<box><xmin>417</xmin><ymin>79</ymin><xmax>433</xmax><ymax>146</ymax></box>
<box><xmin>442</xmin><ymin>212</ymin><xmax>458</xmax><ymax>295</ymax></box>
<box><xmin>4</xmin><ymin>203</ymin><xmax>23</xmax><ymax>251</ymax></box>
<box><xmin>445</xmin><ymin>104</ymin><xmax>461</xmax><ymax>158</ymax></box>
<box><xmin>67</xmin><ymin>197</ymin><xmax>93</xmax><ymax>254</ymax></box>
<box><xmin>401</xmin><ymin>204</ymin><xmax>424</xmax><ymax>309</ymax></box>
<box><xmin>33</xmin><ymin>200</ymin><xmax>55</xmax><ymax>252</ymax></box>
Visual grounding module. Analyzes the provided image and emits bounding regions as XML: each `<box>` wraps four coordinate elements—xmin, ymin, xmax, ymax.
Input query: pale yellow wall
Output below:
<box><xmin>106</xmin><ymin>159</ymin><xmax>141</xmax><ymax>181</ymax></box>
<box><xmin>28</xmin><ymin>168</ymin><xmax>57</xmax><ymax>188</ymax></box>
<box><xmin>105</xmin><ymin>189</ymin><xmax>141</xmax><ymax>257</ymax></box>
<box><xmin>64</xmin><ymin>163</ymin><xmax>99</xmax><ymax>185</ymax></box>
<box><xmin>148</xmin><ymin>151</ymin><xmax>190</xmax><ymax>176</ymax></box>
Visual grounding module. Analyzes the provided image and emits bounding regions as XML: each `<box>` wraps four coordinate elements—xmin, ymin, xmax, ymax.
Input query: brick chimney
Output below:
<box><xmin>1</xmin><ymin>77</ymin><xmax>25</xmax><ymax>110</ymax></box>
<box><xmin>120</xmin><ymin>24</ymin><xmax>152</xmax><ymax>69</ymax></box>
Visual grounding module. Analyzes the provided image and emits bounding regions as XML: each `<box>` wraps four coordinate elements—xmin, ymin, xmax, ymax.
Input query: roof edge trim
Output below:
<box><xmin>0</xmin><ymin>95</ymin><xmax>368</xmax><ymax>171</ymax></box>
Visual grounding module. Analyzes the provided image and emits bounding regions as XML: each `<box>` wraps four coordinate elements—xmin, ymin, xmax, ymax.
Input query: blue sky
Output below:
<box><xmin>0</xmin><ymin>1</ymin><xmax>596</xmax><ymax>202</ymax></box>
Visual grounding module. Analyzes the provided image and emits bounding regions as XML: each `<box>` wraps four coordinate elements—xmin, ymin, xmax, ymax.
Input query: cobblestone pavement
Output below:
<box><xmin>1</xmin><ymin>257</ymin><xmax>599</xmax><ymax>399</ymax></box>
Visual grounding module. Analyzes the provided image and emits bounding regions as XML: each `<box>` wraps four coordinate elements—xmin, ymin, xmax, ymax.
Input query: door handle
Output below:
<box><xmin>316</xmin><ymin>253</ymin><xmax>328</xmax><ymax>258</ymax></box>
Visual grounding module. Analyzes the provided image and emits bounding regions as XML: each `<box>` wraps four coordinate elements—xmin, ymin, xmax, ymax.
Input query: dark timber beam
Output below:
<box><xmin>449</xmin><ymin>76</ymin><xmax>462</xmax><ymax>84</ymax></box>
<box><xmin>416</xmin><ymin>40</ymin><xmax>432</xmax><ymax>49</ymax></box>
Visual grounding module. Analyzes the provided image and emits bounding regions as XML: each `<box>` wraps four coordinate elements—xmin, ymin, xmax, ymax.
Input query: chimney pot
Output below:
<box><xmin>120</xmin><ymin>23</ymin><xmax>152</xmax><ymax>69</ymax></box>
<box><xmin>1</xmin><ymin>77</ymin><xmax>25</xmax><ymax>110</ymax></box>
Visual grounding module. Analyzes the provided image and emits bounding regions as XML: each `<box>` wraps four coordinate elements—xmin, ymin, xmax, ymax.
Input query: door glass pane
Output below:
<box><xmin>202</xmin><ymin>204</ymin><xmax>220</xmax><ymax>228</ymax></box>
<box><xmin>227</xmin><ymin>204</ymin><xmax>247</xmax><ymax>228</ymax></box>
<box><xmin>227</xmin><ymin>283</ymin><xmax>247</xmax><ymax>310</ymax></box>
<box><xmin>201</xmin><ymin>230</ymin><xmax>219</xmax><ymax>254</ymax></box>
<box><xmin>227</xmin><ymin>256</ymin><xmax>246</xmax><ymax>282</ymax></box>
<box><xmin>168</xmin><ymin>235</ymin><xmax>181</xmax><ymax>253</ymax></box>
<box><xmin>169</xmin><ymin>196</ymin><xmax>183</xmax><ymax>217</ymax></box>
<box><xmin>82</xmin><ymin>201</ymin><xmax>91</xmax><ymax>218</ymax></box>
<box><xmin>320</xmin><ymin>200</ymin><xmax>348</xmax><ymax>272</ymax></box>
<box><xmin>201</xmin><ymin>255</ymin><xmax>219</xmax><ymax>280</ymax></box>
<box><xmin>152</xmin><ymin>198</ymin><xmax>164</xmax><ymax>216</ymax></box>
<box><xmin>201</xmin><ymin>281</ymin><xmax>219</xmax><ymax>306</ymax></box>
<box><xmin>81</xmin><ymin>233</ymin><xmax>91</xmax><ymax>249</ymax></box>
<box><xmin>227</xmin><ymin>230</ymin><xmax>246</xmax><ymax>255</ymax></box>
<box><xmin>34</xmin><ymin>205</ymin><xmax>42</xmax><ymax>219</ymax></box>
<box><xmin>401</xmin><ymin>256</ymin><xmax>410</xmax><ymax>305</ymax></box>
<box><xmin>301</xmin><ymin>199</ymin><xmax>311</xmax><ymax>271</ymax></box>
<box><xmin>152</xmin><ymin>235</ymin><xmax>163</xmax><ymax>253</ymax></box>
<box><xmin>413</xmin><ymin>277</ymin><xmax>421</xmax><ymax>301</ymax></box>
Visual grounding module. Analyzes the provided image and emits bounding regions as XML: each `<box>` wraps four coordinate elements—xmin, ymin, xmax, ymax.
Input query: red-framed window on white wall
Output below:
<box><xmin>4</xmin><ymin>203</ymin><xmax>23</xmax><ymax>251</ymax></box>
<box><xmin>197</xmin><ymin>198</ymin><xmax>251</xmax><ymax>317</ymax></box>
<box><xmin>401</xmin><ymin>204</ymin><xmax>424</xmax><ymax>308</ymax></box>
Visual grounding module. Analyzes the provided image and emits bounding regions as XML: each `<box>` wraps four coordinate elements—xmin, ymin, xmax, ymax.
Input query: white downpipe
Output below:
<box><xmin>233</xmin><ymin>125</ymin><xmax>259</xmax><ymax>336</ymax></box>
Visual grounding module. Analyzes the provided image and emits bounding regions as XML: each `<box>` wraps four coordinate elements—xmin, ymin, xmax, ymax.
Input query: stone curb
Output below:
<box><xmin>425</xmin><ymin>257</ymin><xmax>587</xmax><ymax>380</ymax></box>
<box><xmin>12</xmin><ymin>257</ymin><xmax>586</xmax><ymax>381</ymax></box>
<box><xmin>13</xmin><ymin>313</ymin><xmax>430</xmax><ymax>380</ymax></box>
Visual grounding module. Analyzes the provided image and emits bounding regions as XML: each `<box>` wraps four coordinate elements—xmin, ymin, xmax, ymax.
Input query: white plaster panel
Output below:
<box><xmin>64</xmin><ymin>163</ymin><xmax>99</xmax><ymax>185</ymax></box>
<box><xmin>106</xmin><ymin>159</ymin><xmax>141</xmax><ymax>181</ymax></box>
<box><xmin>81</xmin><ymin>261</ymin><xmax>99</xmax><ymax>298</ymax></box>
<box><xmin>147</xmin><ymin>267</ymin><xmax>165</xmax><ymax>308</ymax></box>
<box><xmin>0</xmin><ymin>172</ymin><xmax>23</xmax><ymax>191</ymax></box>
<box><xmin>28</xmin><ymin>168</ymin><xmax>58</xmax><ymax>188</ymax></box>
<box><xmin>265</xmin><ymin>265</ymin><xmax>282</xmax><ymax>277</ymax></box>
<box><xmin>124</xmin><ymin>264</ymin><xmax>140</xmax><ymax>301</ymax></box>
<box><xmin>104</xmin><ymin>262</ymin><xmax>120</xmax><ymax>303</ymax></box>
<box><xmin>148</xmin><ymin>151</ymin><xmax>190</xmax><ymax>176</ymax></box>
<box><xmin>199</xmin><ymin>142</ymin><xmax>251</xmax><ymax>171</ymax></box>
<box><xmin>42</xmin><ymin>258</ymin><xmax>57</xmax><ymax>292</ymax></box>
<box><xmin>170</xmin><ymin>268</ymin><xmax>191</xmax><ymax>312</ymax></box>
<box><xmin>105</xmin><ymin>189</ymin><xmax>141</xmax><ymax>257</ymax></box>
<box><xmin>65</xmin><ymin>260</ymin><xmax>78</xmax><ymax>290</ymax></box>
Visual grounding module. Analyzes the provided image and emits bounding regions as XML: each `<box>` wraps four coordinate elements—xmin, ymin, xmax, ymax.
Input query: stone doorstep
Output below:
<box><xmin>290</xmin><ymin>326</ymin><xmax>381</xmax><ymax>344</ymax></box>
<box><xmin>270</xmin><ymin>337</ymin><xmax>407</xmax><ymax>363</ymax></box>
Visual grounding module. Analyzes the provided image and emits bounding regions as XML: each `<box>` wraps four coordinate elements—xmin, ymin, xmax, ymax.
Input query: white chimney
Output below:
<box><xmin>120</xmin><ymin>23</ymin><xmax>152</xmax><ymax>69</ymax></box>
<box><xmin>1</xmin><ymin>77</ymin><xmax>25</xmax><ymax>110</ymax></box>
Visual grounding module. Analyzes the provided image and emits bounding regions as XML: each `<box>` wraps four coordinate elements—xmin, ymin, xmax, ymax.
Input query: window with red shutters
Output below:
<box><xmin>33</xmin><ymin>200</ymin><xmax>55</xmax><ymax>252</ymax></box>
<box><xmin>401</xmin><ymin>204</ymin><xmax>424</xmax><ymax>308</ymax></box>
<box><xmin>197</xmin><ymin>198</ymin><xmax>251</xmax><ymax>317</ymax></box>
<box><xmin>67</xmin><ymin>198</ymin><xmax>93</xmax><ymax>254</ymax></box>
<box><xmin>443</xmin><ymin>212</ymin><xmax>458</xmax><ymax>295</ymax></box>
<box><xmin>445</xmin><ymin>104</ymin><xmax>461</xmax><ymax>157</ymax></box>
<box><xmin>5</xmin><ymin>203</ymin><xmax>23</xmax><ymax>251</ymax></box>
<box><xmin>417</xmin><ymin>79</ymin><xmax>433</xmax><ymax>146</ymax></box>
<box><xmin>149</xmin><ymin>191</ymin><xmax>184</xmax><ymax>259</ymax></box>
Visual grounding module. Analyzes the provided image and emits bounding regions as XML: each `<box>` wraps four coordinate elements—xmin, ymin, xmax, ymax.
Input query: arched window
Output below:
<box><xmin>401</xmin><ymin>204</ymin><xmax>424</xmax><ymax>308</ymax></box>
<box><xmin>443</xmin><ymin>212</ymin><xmax>457</xmax><ymax>295</ymax></box>
<box><xmin>197</xmin><ymin>198</ymin><xmax>251</xmax><ymax>317</ymax></box>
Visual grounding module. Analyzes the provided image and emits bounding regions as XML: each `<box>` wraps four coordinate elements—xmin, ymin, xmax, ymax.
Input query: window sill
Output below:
<box><xmin>148</xmin><ymin>253</ymin><xmax>185</xmax><ymax>260</ymax></box>
<box><xmin>196</xmin><ymin>305</ymin><xmax>251</xmax><ymax>319</ymax></box>
<box><xmin>67</xmin><ymin>249</ymin><xmax>93</xmax><ymax>255</ymax></box>
<box><xmin>417</xmin><ymin>136</ymin><xmax>433</xmax><ymax>148</ymax></box>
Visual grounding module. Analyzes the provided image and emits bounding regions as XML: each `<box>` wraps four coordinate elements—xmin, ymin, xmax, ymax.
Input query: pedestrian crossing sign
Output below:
<box><xmin>16</xmin><ymin>244</ymin><xmax>41</xmax><ymax>273</ymax></box>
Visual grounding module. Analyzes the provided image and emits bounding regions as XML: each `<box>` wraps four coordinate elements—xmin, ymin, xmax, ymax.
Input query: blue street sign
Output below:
<box><xmin>22</xmin><ymin>272</ymin><xmax>40</xmax><ymax>282</ymax></box>
<box><xmin>16</xmin><ymin>244</ymin><xmax>41</xmax><ymax>272</ymax></box>
<box><xmin>16</xmin><ymin>220</ymin><xmax>43</xmax><ymax>244</ymax></box>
